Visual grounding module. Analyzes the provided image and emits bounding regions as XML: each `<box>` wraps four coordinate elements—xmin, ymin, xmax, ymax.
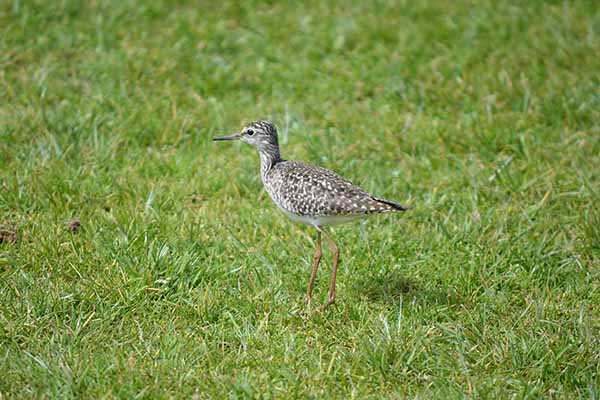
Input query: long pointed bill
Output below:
<box><xmin>213</xmin><ymin>133</ymin><xmax>241</xmax><ymax>141</ymax></box>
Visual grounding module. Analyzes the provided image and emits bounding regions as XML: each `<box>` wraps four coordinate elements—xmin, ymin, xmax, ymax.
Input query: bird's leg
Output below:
<box><xmin>305</xmin><ymin>229</ymin><xmax>322</xmax><ymax>305</ymax></box>
<box><xmin>317</xmin><ymin>230</ymin><xmax>339</xmax><ymax>312</ymax></box>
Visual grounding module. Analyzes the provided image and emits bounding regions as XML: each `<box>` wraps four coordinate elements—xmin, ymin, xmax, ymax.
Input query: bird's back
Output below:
<box><xmin>262</xmin><ymin>160</ymin><xmax>406</xmax><ymax>223</ymax></box>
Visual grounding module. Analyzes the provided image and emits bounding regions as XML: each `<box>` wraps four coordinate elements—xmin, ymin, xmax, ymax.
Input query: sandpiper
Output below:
<box><xmin>214</xmin><ymin>120</ymin><xmax>408</xmax><ymax>311</ymax></box>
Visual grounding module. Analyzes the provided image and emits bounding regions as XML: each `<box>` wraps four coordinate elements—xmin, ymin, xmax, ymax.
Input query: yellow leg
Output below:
<box><xmin>317</xmin><ymin>228</ymin><xmax>339</xmax><ymax>312</ymax></box>
<box><xmin>305</xmin><ymin>230</ymin><xmax>322</xmax><ymax>305</ymax></box>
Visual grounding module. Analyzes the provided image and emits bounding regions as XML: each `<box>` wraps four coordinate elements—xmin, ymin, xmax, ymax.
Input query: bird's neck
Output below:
<box><xmin>258</xmin><ymin>146</ymin><xmax>281</xmax><ymax>178</ymax></box>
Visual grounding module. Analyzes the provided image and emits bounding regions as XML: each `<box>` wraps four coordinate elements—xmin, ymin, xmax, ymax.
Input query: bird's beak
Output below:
<box><xmin>213</xmin><ymin>133</ymin><xmax>241</xmax><ymax>141</ymax></box>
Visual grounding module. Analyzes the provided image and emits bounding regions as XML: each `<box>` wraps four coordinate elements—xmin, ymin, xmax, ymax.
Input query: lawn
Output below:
<box><xmin>1</xmin><ymin>0</ymin><xmax>599</xmax><ymax>398</ymax></box>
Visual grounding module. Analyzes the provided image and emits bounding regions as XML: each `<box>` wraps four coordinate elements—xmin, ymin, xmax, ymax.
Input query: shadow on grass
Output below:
<box><xmin>355</xmin><ymin>270</ymin><xmax>466</xmax><ymax>307</ymax></box>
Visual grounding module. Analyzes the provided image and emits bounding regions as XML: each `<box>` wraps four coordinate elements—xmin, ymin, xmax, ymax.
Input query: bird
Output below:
<box><xmin>213</xmin><ymin>120</ymin><xmax>409</xmax><ymax>311</ymax></box>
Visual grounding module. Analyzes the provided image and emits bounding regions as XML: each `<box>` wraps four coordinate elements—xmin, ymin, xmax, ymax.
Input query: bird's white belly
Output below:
<box><xmin>280</xmin><ymin>208</ymin><xmax>364</xmax><ymax>227</ymax></box>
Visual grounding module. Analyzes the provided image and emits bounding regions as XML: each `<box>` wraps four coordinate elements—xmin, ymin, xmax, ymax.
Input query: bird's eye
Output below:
<box><xmin>246</xmin><ymin>129</ymin><xmax>255</xmax><ymax>136</ymax></box>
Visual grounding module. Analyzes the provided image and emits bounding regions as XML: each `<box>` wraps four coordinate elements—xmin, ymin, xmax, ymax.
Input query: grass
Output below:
<box><xmin>1</xmin><ymin>0</ymin><xmax>599</xmax><ymax>398</ymax></box>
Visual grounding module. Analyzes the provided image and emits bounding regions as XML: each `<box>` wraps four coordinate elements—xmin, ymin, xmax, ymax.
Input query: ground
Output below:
<box><xmin>1</xmin><ymin>0</ymin><xmax>599</xmax><ymax>398</ymax></box>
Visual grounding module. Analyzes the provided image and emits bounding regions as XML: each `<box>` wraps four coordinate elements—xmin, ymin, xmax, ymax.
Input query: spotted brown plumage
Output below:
<box><xmin>213</xmin><ymin>120</ymin><xmax>409</xmax><ymax>312</ymax></box>
<box><xmin>264</xmin><ymin>160</ymin><xmax>406</xmax><ymax>222</ymax></box>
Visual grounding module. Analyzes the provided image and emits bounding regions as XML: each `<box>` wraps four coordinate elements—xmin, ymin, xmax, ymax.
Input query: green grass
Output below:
<box><xmin>1</xmin><ymin>0</ymin><xmax>599</xmax><ymax>398</ymax></box>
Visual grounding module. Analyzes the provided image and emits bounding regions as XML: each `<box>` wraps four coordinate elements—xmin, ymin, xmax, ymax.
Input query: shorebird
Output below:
<box><xmin>214</xmin><ymin>120</ymin><xmax>408</xmax><ymax>311</ymax></box>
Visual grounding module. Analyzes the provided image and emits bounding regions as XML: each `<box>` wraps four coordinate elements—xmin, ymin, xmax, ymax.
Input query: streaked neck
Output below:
<box><xmin>259</xmin><ymin>145</ymin><xmax>281</xmax><ymax>178</ymax></box>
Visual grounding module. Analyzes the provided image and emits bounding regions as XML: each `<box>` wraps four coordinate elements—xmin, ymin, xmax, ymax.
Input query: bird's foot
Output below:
<box><xmin>304</xmin><ymin>294</ymin><xmax>312</xmax><ymax>306</ymax></box>
<box><xmin>315</xmin><ymin>298</ymin><xmax>335</xmax><ymax>313</ymax></box>
<box><xmin>299</xmin><ymin>294</ymin><xmax>314</xmax><ymax>318</ymax></box>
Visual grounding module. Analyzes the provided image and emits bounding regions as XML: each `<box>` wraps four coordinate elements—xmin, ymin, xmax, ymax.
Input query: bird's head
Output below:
<box><xmin>213</xmin><ymin>120</ymin><xmax>279</xmax><ymax>155</ymax></box>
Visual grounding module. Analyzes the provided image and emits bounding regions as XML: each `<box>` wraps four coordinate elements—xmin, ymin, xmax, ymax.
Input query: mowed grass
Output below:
<box><xmin>1</xmin><ymin>0</ymin><xmax>599</xmax><ymax>398</ymax></box>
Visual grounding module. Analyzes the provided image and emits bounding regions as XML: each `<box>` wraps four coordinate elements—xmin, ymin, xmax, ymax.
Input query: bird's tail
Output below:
<box><xmin>373</xmin><ymin>197</ymin><xmax>410</xmax><ymax>212</ymax></box>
